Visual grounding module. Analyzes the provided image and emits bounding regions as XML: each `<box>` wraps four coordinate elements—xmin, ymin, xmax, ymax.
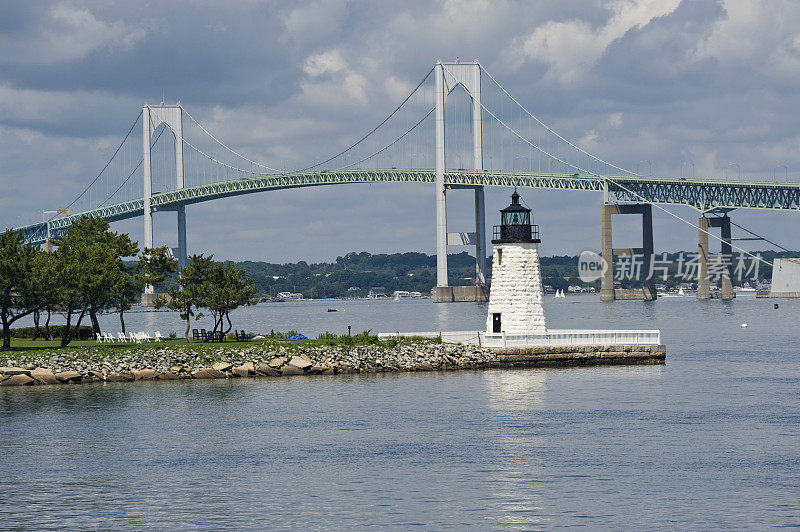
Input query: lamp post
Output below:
<box><xmin>773</xmin><ymin>163</ymin><xmax>788</xmax><ymax>182</ymax></box>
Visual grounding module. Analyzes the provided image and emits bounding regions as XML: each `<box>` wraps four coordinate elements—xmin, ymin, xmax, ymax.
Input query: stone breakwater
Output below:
<box><xmin>0</xmin><ymin>344</ymin><xmax>665</xmax><ymax>387</ymax></box>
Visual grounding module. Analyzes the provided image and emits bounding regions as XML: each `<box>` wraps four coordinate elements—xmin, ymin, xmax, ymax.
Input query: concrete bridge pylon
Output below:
<box><xmin>432</xmin><ymin>61</ymin><xmax>488</xmax><ymax>303</ymax></box>
<box><xmin>143</xmin><ymin>104</ymin><xmax>188</xmax><ymax>286</ymax></box>
<box><xmin>697</xmin><ymin>214</ymin><xmax>735</xmax><ymax>300</ymax></box>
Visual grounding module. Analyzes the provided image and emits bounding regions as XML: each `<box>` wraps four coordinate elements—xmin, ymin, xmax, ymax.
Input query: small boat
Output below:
<box><xmin>327</xmin><ymin>308</ymin><xmax>338</xmax><ymax>312</ymax></box>
<box><xmin>678</xmin><ymin>287</ymin><xmax>685</xmax><ymax>296</ymax></box>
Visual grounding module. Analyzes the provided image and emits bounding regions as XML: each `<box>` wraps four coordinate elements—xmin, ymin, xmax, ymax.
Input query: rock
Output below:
<box><xmin>169</xmin><ymin>365</ymin><xmax>184</xmax><ymax>373</ymax></box>
<box><xmin>281</xmin><ymin>365</ymin><xmax>305</xmax><ymax>376</ymax></box>
<box><xmin>321</xmin><ymin>368</ymin><xmax>335</xmax><ymax>375</ymax></box>
<box><xmin>88</xmin><ymin>370</ymin><xmax>106</xmax><ymax>380</ymax></box>
<box><xmin>288</xmin><ymin>356</ymin><xmax>312</xmax><ymax>370</ymax></box>
<box><xmin>133</xmin><ymin>369</ymin><xmax>159</xmax><ymax>380</ymax></box>
<box><xmin>212</xmin><ymin>361</ymin><xmax>232</xmax><ymax>372</ymax></box>
<box><xmin>105</xmin><ymin>373</ymin><xmax>130</xmax><ymax>382</ymax></box>
<box><xmin>0</xmin><ymin>366</ymin><xmax>29</xmax><ymax>375</ymax></box>
<box><xmin>159</xmin><ymin>371</ymin><xmax>178</xmax><ymax>380</ymax></box>
<box><xmin>54</xmin><ymin>371</ymin><xmax>82</xmax><ymax>383</ymax></box>
<box><xmin>268</xmin><ymin>357</ymin><xmax>286</xmax><ymax>369</ymax></box>
<box><xmin>256</xmin><ymin>363</ymin><xmax>279</xmax><ymax>376</ymax></box>
<box><xmin>232</xmin><ymin>362</ymin><xmax>255</xmax><ymax>377</ymax></box>
<box><xmin>0</xmin><ymin>374</ymin><xmax>35</xmax><ymax>386</ymax></box>
<box><xmin>30</xmin><ymin>368</ymin><xmax>58</xmax><ymax>385</ymax></box>
<box><xmin>308</xmin><ymin>365</ymin><xmax>327</xmax><ymax>374</ymax></box>
<box><xmin>192</xmin><ymin>368</ymin><xmax>225</xmax><ymax>379</ymax></box>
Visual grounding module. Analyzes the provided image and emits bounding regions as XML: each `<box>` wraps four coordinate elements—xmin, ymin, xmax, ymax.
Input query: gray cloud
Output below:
<box><xmin>1</xmin><ymin>0</ymin><xmax>799</xmax><ymax>262</ymax></box>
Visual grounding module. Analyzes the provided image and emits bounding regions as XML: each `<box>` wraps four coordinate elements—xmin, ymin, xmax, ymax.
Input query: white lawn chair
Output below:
<box><xmin>96</xmin><ymin>333</ymin><xmax>103</xmax><ymax>343</ymax></box>
<box><xmin>118</xmin><ymin>332</ymin><xmax>128</xmax><ymax>342</ymax></box>
<box><xmin>103</xmin><ymin>332</ymin><xmax>115</xmax><ymax>342</ymax></box>
<box><xmin>127</xmin><ymin>332</ymin><xmax>139</xmax><ymax>343</ymax></box>
<box><xmin>154</xmin><ymin>331</ymin><xmax>164</xmax><ymax>342</ymax></box>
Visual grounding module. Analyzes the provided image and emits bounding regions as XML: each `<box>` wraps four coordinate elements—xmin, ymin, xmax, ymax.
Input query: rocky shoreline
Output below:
<box><xmin>0</xmin><ymin>343</ymin><xmax>666</xmax><ymax>387</ymax></box>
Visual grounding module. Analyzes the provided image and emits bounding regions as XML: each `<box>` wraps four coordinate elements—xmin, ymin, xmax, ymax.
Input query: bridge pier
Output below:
<box><xmin>697</xmin><ymin>214</ymin><xmax>734</xmax><ymax>300</ymax></box>
<box><xmin>600</xmin><ymin>203</ymin><xmax>656</xmax><ymax>301</ymax></box>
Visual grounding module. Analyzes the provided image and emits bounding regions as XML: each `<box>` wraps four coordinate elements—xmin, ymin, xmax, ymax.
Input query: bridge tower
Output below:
<box><xmin>142</xmin><ymin>104</ymin><xmax>188</xmax><ymax>288</ymax></box>
<box><xmin>432</xmin><ymin>61</ymin><xmax>488</xmax><ymax>303</ymax></box>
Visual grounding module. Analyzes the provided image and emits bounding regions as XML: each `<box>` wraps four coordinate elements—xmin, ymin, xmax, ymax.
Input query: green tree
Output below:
<box><xmin>53</xmin><ymin>216</ymin><xmax>138</xmax><ymax>346</ymax></box>
<box><xmin>157</xmin><ymin>254</ymin><xmax>213</xmax><ymax>340</ymax></box>
<box><xmin>0</xmin><ymin>229</ymin><xmax>43</xmax><ymax>348</ymax></box>
<box><xmin>114</xmin><ymin>246</ymin><xmax>177</xmax><ymax>333</ymax></box>
<box><xmin>205</xmin><ymin>262</ymin><xmax>256</xmax><ymax>335</ymax></box>
<box><xmin>30</xmin><ymin>249</ymin><xmax>58</xmax><ymax>340</ymax></box>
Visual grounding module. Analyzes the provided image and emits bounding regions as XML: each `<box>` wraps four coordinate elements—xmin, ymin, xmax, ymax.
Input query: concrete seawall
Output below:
<box><xmin>495</xmin><ymin>344</ymin><xmax>666</xmax><ymax>367</ymax></box>
<box><xmin>0</xmin><ymin>343</ymin><xmax>666</xmax><ymax>387</ymax></box>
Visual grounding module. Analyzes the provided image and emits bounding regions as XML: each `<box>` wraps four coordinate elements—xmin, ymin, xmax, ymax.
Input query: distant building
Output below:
<box><xmin>347</xmin><ymin>286</ymin><xmax>360</xmax><ymax>291</ymax></box>
<box><xmin>409</xmin><ymin>291</ymin><xmax>423</xmax><ymax>298</ymax></box>
<box><xmin>277</xmin><ymin>291</ymin><xmax>303</xmax><ymax>300</ymax></box>
<box><xmin>368</xmin><ymin>287</ymin><xmax>386</xmax><ymax>298</ymax></box>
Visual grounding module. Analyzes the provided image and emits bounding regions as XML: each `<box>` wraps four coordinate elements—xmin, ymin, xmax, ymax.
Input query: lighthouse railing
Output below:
<box><xmin>483</xmin><ymin>329</ymin><xmax>661</xmax><ymax>347</ymax></box>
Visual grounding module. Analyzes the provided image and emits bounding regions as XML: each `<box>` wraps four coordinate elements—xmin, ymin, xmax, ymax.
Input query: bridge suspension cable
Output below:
<box><xmin>149</xmin><ymin>112</ymin><xmax>262</xmax><ymax>178</ymax></box>
<box><xmin>332</xmin><ymin>80</ymin><xmax>480</xmax><ymax>171</ymax></box>
<box><xmin>478</xmin><ymin>64</ymin><xmax>641</xmax><ymax>177</ymax></box>
<box><xmin>181</xmin><ymin>107</ymin><xmax>281</xmax><ymax>173</ymax></box>
<box><xmin>47</xmin><ymin>111</ymin><xmax>143</xmax><ymax>224</ymax></box>
<box><xmin>300</xmin><ymin>66</ymin><xmax>435</xmax><ymax>172</ymax></box>
<box><xmin>100</xmin><ymin>122</ymin><xmax>169</xmax><ymax>207</ymax></box>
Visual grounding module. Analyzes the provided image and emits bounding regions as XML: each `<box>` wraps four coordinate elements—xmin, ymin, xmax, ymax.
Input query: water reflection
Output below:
<box><xmin>484</xmin><ymin>368</ymin><xmax>547</xmax><ymax>412</ymax></box>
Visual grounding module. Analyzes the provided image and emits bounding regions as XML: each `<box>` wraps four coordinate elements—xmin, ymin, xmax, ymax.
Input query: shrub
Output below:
<box><xmin>10</xmin><ymin>325</ymin><xmax>94</xmax><ymax>340</ymax></box>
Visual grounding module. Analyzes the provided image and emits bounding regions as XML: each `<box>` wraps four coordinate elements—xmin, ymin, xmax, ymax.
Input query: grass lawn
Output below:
<box><xmin>0</xmin><ymin>333</ymin><xmax>435</xmax><ymax>362</ymax></box>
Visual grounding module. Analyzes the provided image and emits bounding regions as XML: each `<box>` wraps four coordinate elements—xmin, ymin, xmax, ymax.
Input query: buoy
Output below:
<box><xmin>740</xmin><ymin>323</ymin><xmax>748</xmax><ymax>328</ymax></box>
<box><xmin>774</xmin><ymin>303</ymin><xmax>779</xmax><ymax>309</ymax></box>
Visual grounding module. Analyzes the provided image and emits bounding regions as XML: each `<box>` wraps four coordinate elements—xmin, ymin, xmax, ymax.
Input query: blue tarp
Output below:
<box><xmin>284</xmin><ymin>334</ymin><xmax>309</xmax><ymax>340</ymax></box>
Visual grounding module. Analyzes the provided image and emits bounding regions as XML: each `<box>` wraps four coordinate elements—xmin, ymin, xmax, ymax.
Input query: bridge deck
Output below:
<box><xmin>16</xmin><ymin>169</ymin><xmax>800</xmax><ymax>244</ymax></box>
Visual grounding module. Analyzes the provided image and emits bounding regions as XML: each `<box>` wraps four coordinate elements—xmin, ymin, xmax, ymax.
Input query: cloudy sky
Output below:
<box><xmin>1</xmin><ymin>0</ymin><xmax>799</xmax><ymax>262</ymax></box>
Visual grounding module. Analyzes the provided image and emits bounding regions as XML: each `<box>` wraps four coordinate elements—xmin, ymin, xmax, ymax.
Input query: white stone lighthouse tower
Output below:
<box><xmin>486</xmin><ymin>190</ymin><xmax>546</xmax><ymax>334</ymax></box>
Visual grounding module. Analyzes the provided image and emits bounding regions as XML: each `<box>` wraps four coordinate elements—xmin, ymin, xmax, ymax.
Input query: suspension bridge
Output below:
<box><xmin>10</xmin><ymin>61</ymin><xmax>800</xmax><ymax>302</ymax></box>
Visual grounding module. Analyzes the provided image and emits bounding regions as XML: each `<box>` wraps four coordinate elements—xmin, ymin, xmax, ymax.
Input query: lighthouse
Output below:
<box><xmin>486</xmin><ymin>190</ymin><xmax>546</xmax><ymax>335</ymax></box>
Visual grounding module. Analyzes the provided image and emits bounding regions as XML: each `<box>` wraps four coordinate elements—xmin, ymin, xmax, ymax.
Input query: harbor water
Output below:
<box><xmin>1</xmin><ymin>295</ymin><xmax>799</xmax><ymax>528</ymax></box>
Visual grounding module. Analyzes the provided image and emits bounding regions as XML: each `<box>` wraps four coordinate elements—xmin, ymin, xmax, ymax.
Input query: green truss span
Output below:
<box><xmin>15</xmin><ymin>169</ymin><xmax>800</xmax><ymax>245</ymax></box>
